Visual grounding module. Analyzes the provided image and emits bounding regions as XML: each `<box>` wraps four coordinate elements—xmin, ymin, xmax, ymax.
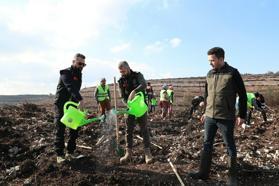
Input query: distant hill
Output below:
<box><xmin>81</xmin><ymin>74</ymin><xmax>279</xmax><ymax>111</ymax></box>
<box><xmin>0</xmin><ymin>95</ymin><xmax>54</xmax><ymax>105</ymax></box>
<box><xmin>1</xmin><ymin>74</ymin><xmax>278</xmax><ymax>109</ymax></box>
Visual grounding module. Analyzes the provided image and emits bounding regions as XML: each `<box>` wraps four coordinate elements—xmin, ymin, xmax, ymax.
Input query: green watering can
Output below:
<box><xmin>117</xmin><ymin>92</ymin><xmax>148</xmax><ymax>117</ymax></box>
<box><xmin>60</xmin><ymin>101</ymin><xmax>104</xmax><ymax>130</ymax></box>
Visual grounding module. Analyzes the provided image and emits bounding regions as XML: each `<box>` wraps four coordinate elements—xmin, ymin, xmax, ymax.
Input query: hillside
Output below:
<box><xmin>0</xmin><ymin>95</ymin><xmax>53</xmax><ymax>106</ymax></box>
<box><xmin>81</xmin><ymin>74</ymin><xmax>279</xmax><ymax>111</ymax></box>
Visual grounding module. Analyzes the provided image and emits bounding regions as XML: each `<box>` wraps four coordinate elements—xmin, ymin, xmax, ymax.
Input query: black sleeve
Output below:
<box><xmin>252</xmin><ymin>99</ymin><xmax>263</xmax><ymax>111</ymax></box>
<box><xmin>202</xmin><ymin>82</ymin><xmax>208</xmax><ymax>114</ymax></box>
<box><xmin>118</xmin><ymin>79</ymin><xmax>127</xmax><ymax>103</ymax></box>
<box><xmin>234</xmin><ymin>69</ymin><xmax>247</xmax><ymax>119</ymax></box>
<box><xmin>134</xmin><ymin>72</ymin><xmax>147</xmax><ymax>93</ymax></box>
<box><xmin>60</xmin><ymin>70</ymin><xmax>83</xmax><ymax>101</ymax></box>
<box><xmin>204</xmin><ymin>82</ymin><xmax>208</xmax><ymax>104</ymax></box>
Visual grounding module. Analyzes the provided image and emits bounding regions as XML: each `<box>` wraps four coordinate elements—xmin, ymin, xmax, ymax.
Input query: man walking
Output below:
<box><xmin>54</xmin><ymin>53</ymin><xmax>86</xmax><ymax>163</ymax></box>
<box><xmin>189</xmin><ymin>47</ymin><xmax>247</xmax><ymax>185</ymax></box>
<box><xmin>95</xmin><ymin>78</ymin><xmax>111</xmax><ymax>115</ymax></box>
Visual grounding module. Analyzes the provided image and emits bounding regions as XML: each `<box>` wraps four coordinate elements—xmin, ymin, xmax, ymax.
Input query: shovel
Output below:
<box><xmin>113</xmin><ymin>77</ymin><xmax>124</xmax><ymax>157</ymax></box>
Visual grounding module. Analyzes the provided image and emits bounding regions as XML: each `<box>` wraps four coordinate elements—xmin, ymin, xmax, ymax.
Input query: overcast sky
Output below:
<box><xmin>0</xmin><ymin>0</ymin><xmax>278</xmax><ymax>95</ymax></box>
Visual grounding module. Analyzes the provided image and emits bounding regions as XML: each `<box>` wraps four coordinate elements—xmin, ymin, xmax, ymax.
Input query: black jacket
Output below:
<box><xmin>118</xmin><ymin>70</ymin><xmax>146</xmax><ymax>103</ymax></box>
<box><xmin>54</xmin><ymin>66</ymin><xmax>83</xmax><ymax>106</ymax></box>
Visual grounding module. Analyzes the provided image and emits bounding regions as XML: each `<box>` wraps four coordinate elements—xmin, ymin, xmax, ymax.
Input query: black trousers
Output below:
<box><xmin>54</xmin><ymin>103</ymin><xmax>79</xmax><ymax>156</ymax></box>
<box><xmin>126</xmin><ymin>113</ymin><xmax>151</xmax><ymax>149</ymax></box>
<box><xmin>188</xmin><ymin>103</ymin><xmax>199</xmax><ymax>119</ymax></box>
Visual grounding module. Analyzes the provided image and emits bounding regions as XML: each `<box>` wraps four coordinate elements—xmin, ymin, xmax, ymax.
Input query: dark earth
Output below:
<box><xmin>0</xmin><ymin>103</ymin><xmax>278</xmax><ymax>185</ymax></box>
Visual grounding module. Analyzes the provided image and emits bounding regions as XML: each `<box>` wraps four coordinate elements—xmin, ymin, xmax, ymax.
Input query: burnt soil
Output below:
<box><xmin>0</xmin><ymin>103</ymin><xmax>278</xmax><ymax>185</ymax></box>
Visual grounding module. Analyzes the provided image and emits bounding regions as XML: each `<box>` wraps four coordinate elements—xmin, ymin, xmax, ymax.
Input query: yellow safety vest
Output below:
<box><xmin>167</xmin><ymin>89</ymin><xmax>174</xmax><ymax>103</ymax></box>
<box><xmin>160</xmin><ymin>90</ymin><xmax>169</xmax><ymax>101</ymax></box>
<box><xmin>247</xmin><ymin>92</ymin><xmax>255</xmax><ymax>109</ymax></box>
<box><xmin>97</xmin><ymin>85</ymin><xmax>110</xmax><ymax>102</ymax></box>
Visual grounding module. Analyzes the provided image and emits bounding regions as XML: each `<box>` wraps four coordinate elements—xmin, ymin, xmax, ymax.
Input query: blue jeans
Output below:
<box><xmin>203</xmin><ymin>117</ymin><xmax>237</xmax><ymax>157</ymax></box>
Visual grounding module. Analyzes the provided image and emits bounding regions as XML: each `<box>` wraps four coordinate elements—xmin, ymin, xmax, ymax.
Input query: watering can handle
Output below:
<box><xmin>63</xmin><ymin>101</ymin><xmax>79</xmax><ymax>114</ymax></box>
<box><xmin>128</xmin><ymin>91</ymin><xmax>144</xmax><ymax>104</ymax></box>
<box><xmin>136</xmin><ymin>91</ymin><xmax>144</xmax><ymax>97</ymax></box>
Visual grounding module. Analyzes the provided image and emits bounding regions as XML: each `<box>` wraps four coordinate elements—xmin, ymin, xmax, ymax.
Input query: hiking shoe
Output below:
<box><xmin>144</xmin><ymin>148</ymin><xmax>153</xmax><ymax>164</ymax></box>
<box><xmin>65</xmin><ymin>152</ymin><xmax>85</xmax><ymax>160</ymax></box>
<box><xmin>120</xmin><ymin>148</ymin><xmax>132</xmax><ymax>164</ymax></box>
<box><xmin>57</xmin><ymin>156</ymin><xmax>66</xmax><ymax>164</ymax></box>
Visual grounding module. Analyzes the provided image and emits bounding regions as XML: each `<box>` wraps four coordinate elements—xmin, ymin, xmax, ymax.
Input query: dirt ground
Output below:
<box><xmin>0</xmin><ymin>103</ymin><xmax>278</xmax><ymax>186</ymax></box>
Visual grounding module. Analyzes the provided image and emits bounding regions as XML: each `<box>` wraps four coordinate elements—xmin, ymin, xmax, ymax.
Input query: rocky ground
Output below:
<box><xmin>0</xmin><ymin>103</ymin><xmax>278</xmax><ymax>185</ymax></box>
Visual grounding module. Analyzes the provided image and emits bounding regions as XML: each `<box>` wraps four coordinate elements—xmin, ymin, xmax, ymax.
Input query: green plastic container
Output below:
<box><xmin>60</xmin><ymin>101</ymin><xmax>103</xmax><ymax>130</ymax></box>
<box><xmin>127</xmin><ymin>92</ymin><xmax>148</xmax><ymax>117</ymax></box>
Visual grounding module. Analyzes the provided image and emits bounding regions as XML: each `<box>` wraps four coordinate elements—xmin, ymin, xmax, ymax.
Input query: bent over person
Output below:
<box><xmin>54</xmin><ymin>53</ymin><xmax>86</xmax><ymax>163</ymax></box>
<box><xmin>118</xmin><ymin>61</ymin><xmax>153</xmax><ymax>164</ymax></box>
<box><xmin>189</xmin><ymin>47</ymin><xmax>247</xmax><ymax>186</ymax></box>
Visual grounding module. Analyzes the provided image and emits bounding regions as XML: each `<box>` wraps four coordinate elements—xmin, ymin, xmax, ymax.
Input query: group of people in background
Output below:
<box><xmin>158</xmin><ymin>84</ymin><xmax>174</xmax><ymax>120</ymax></box>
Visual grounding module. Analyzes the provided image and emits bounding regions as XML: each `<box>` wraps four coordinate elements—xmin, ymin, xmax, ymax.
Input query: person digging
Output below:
<box><xmin>118</xmin><ymin>61</ymin><xmax>153</xmax><ymax>164</ymax></box>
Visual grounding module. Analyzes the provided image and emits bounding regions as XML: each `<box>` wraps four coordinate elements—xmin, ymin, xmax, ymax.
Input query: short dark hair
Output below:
<box><xmin>75</xmin><ymin>53</ymin><xmax>86</xmax><ymax>59</ymax></box>
<box><xmin>207</xmin><ymin>47</ymin><xmax>225</xmax><ymax>59</ymax></box>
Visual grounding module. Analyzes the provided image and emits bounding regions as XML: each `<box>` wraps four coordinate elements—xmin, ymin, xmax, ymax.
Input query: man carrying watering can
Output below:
<box><xmin>118</xmin><ymin>61</ymin><xmax>153</xmax><ymax>164</ymax></box>
<box><xmin>54</xmin><ymin>53</ymin><xmax>86</xmax><ymax>164</ymax></box>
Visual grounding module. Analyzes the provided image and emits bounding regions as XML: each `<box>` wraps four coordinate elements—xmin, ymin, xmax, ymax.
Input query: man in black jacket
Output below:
<box><xmin>189</xmin><ymin>47</ymin><xmax>247</xmax><ymax>185</ymax></box>
<box><xmin>118</xmin><ymin>61</ymin><xmax>153</xmax><ymax>164</ymax></box>
<box><xmin>54</xmin><ymin>53</ymin><xmax>86</xmax><ymax>163</ymax></box>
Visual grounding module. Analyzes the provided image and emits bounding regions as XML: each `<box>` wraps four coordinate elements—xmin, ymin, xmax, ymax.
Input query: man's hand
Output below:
<box><xmin>235</xmin><ymin>117</ymin><xmax>245</xmax><ymax>126</ymax></box>
<box><xmin>78</xmin><ymin>100</ymin><xmax>85</xmax><ymax>110</ymax></box>
<box><xmin>200</xmin><ymin>114</ymin><xmax>206</xmax><ymax>124</ymax></box>
<box><xmin>128</xmin><ymin>90</ymin><xmax>136</xmax><ymax>101</ymax></box>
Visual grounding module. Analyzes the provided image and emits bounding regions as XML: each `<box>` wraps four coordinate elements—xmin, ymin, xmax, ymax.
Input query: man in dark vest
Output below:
<box><xmin>189</xmin><ymin>47</ymin><xmax>247</xmax><ymax>185</ymax></box>
<box><xmin>54</xmin><ymin>53</ymin><xmax>86</xmax><ymax>163</ymax></box>
<box><xmin>118</xmin><ymin>61</ymin><xmax>153</xmax><ymax>164</ymax></box>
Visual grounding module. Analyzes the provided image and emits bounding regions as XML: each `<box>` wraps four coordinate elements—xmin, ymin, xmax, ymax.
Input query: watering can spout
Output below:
<box><xmin>60</xmin><ymin>101</ymin><xmax>103</xmax><ymax>130</ymax></box>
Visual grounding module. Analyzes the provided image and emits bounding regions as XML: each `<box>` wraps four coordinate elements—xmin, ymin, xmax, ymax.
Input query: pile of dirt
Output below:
<box><xmin>0</xmin><ymin>103</ymin><xmax>278</xmax><ymax>185</ymax></box>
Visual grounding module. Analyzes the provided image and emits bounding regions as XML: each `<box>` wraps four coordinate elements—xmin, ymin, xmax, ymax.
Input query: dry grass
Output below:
<box><xmin>264</xmin><ymin>86</ymin><xmax>279</xmax><ymax>107</ymax></box>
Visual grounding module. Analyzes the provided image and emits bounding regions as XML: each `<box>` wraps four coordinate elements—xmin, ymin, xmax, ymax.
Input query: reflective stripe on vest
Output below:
<box><xmin>247</xmin><ymin>92</ymin><xmax>255</xmax><ymax>108</ymax></box>
<box><xmin>97</xmin><ymin>85</ymin><xmax>109</xmax><ymax>101</ymax></box>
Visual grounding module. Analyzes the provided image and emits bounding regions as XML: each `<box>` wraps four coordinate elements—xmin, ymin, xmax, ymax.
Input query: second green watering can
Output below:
<box><xmin>60</xmin><ymin>101</ymin><xmax>103</xmax><ymax>130</ymax></box>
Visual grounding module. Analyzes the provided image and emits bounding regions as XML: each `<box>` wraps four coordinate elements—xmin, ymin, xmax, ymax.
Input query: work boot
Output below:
<box><xmin>144</xmin><ymin>148</ymin><xmax>153</xmax><ymax>164</ymax></box>
<box><xmin>228</xmin><ymin>156</ymin><xmax>238</xmax><ymax>186</ymax></box>
<box><xmin>56</xmin><ymin>156</ymin><xmax>66</xmax><ymax>164</ymax></box>
<box><xmin>120</xmin><ymin>148</ymin><xmax>132</xmax><ymax>164</ymax></box>
<box><xmin>189</xmin><ymin>151</ymin><xmax>212</xmax><ymax>180</ymax></box>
